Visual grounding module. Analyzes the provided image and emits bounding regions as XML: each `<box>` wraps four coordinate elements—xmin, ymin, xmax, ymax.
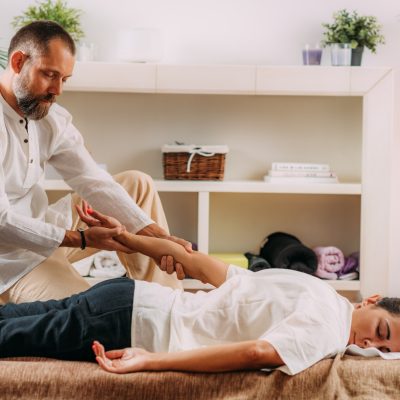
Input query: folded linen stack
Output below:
<box><xmin>264</xmin><ymin>162</ymin><xmax>338</xmax><ymax>184</ymax></box>
<box><xmin>72</xmin><ymin>251</ymin><xmax>126</xmax><ymax>278</ymax></box>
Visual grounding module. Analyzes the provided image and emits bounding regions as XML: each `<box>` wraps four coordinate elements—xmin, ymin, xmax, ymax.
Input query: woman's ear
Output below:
<box><xmin>361</xmin><ymin>294</ymin><xmax>382</xmax><ymax>307</ymax></box>
<box><xmin>10</xmin><ymin>51</ymin><xmax>29</xmax><ymax>74</ymax></box>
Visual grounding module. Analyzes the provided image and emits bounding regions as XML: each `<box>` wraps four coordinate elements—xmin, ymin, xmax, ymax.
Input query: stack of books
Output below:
<box><xmin>264</xmin><ymin>162</ymin><xmax>338</xmax><ymax>184</ymax></box>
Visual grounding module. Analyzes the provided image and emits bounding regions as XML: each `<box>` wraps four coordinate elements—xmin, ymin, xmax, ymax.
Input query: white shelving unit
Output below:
<box><xmin>46</xmin><ymin>63</ymin><xmax>400</xmax><ymax>297</ymax></box>
<box><xmin>45</xmin><ymin>179</ymin><xmax>361</xmax><ymax>256</ymax></box>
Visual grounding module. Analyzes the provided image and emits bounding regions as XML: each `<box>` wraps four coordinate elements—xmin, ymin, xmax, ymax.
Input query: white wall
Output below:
<box><xmin>1</xmin><ymin>0</ymin><xmax>400</xmax><ymax>66</ymax></box>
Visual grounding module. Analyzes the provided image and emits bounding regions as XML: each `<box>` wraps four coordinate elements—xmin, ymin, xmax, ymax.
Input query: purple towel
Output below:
<box><xmin>338</xmin><ymin>252</ymin><xmax>359</xmax><ymax>277</ymax></box>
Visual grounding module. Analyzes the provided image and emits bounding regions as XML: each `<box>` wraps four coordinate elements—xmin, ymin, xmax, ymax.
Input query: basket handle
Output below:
<box><xmin>186</xmin><ymin>148</ymin><xmax>215</xmax><ymax>173</ymax></box>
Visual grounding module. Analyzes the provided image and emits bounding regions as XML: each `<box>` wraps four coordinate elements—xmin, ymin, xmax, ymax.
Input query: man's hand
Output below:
<box><xmin>159</xmin><ymin>255</ymin><xmax>186</xmax><ymax>280</ymax></box>
<box><xmin>84</xmin><ymin>226</ymin><xmax>134</xmax><ymax>253</ymax></box>
<box><xmin>69</xmin><ymin>201</ymin><xmax>133</xmax><ymax>253</ymax></box>
<box><xmin>77</xmin><ymin>201</ymin><xmax>192</xmax><ymax>275</ymax></box>
<box><xmin>137</xmin><ymin>223</ymin><xmax>193</xmax><ymax>254</ymax></box>
<box><xmin>127</xmin><ymin>224</ymin><xmax>192</xmax><ymax>280</ymax></box>
<box><xmin>61</xmin><ymin>226</ymin><xmax>133</xmax><ymax>253</ymax></box>
<box><xmin>93</xmin><ymin>341</ymin><xmax>153</xmax><ymax>374</ymax></box>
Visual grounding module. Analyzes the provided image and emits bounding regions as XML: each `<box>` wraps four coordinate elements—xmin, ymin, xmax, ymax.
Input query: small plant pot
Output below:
<box><xmin>351</xmin><ymin>46</ymin><xmax>364</xmax><ymax>66</ymax></box>
<box><xmin>330</xmin><ymin>43</ymin><xmax>352</xmax><ymax>66</ymax></box>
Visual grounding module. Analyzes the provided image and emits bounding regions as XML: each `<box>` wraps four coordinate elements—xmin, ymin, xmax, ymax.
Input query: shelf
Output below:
<box><xmin>64</xmin><ymin>62</ymin><xmax>392</xmax><ymax>96</ymax></box>
<box><xmin>44</xmin><ymin>179</ymin><xmax>361</xmax><ymax>195</ymax></box>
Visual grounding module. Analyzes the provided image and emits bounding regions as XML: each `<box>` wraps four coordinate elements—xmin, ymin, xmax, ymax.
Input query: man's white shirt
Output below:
<box><xmin>0</xmin><ymin>95</ymin><xmax>152</xmax><ymax>293</ymax></box>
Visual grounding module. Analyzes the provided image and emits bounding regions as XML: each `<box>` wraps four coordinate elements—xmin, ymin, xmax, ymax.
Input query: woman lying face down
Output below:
<box><xmin>1</xmin><ymin>206</ymin><xmax>399</xmax><ymax>375</ymax></box>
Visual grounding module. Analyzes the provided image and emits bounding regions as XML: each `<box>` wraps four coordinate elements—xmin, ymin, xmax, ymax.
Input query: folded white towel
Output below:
<box><xmin>72</xmin><ymin>255</ymin><xmax>95</xmax><ymax>276</ymax></box>
<box><xmin>345</xmin><ymin>344</ymin><xmax>400</xmax><ymax>360</ymax></box>
<box><xmin>89</xmin><ymin>251</ymin><xmax>126</xmax><ymax>278</ymax></box>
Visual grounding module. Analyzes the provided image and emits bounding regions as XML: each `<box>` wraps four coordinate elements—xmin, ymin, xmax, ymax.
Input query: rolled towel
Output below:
<box><xmin>244</xmin><ymin>252</ymin><xmax>272</xmax><ymax>272</ymax></box>
<box><xmin>89</xmin><ymin>251</ymin><xmax>126</xmax><ymax>278</ymax></box>
<box><xmin>260</xmin><ymin>232</ymin><xmax>318</xmax><ymax>275</ymax></box>
<box><xmin>338</xmin><ymin>252</ymin><xmax>359</xmax><ymax>277</ymax></box>
<box><xmin>313</xmin><ymin>246</ymin><xmax>345</xmax><ymax>280</ymax></box>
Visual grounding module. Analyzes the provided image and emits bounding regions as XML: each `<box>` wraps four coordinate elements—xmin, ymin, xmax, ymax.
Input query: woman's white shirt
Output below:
<box><xmin>132</xmin><ymin>266</ymin><xmax>354</xmax><ymax>375</ymax></box>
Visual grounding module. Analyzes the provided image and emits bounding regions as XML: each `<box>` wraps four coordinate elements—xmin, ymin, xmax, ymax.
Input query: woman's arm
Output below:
<box><xmin>116</xmin><ymin>232</ymin><xmax>228</xmax><ymax>287</ymax></box>
<box><xmin>76</xmin><ymin>203</ymin><xmax>227</xmax><ymax>287</ymax></box>
<box><xmin>93</xmin><ymin>340</ymin><xmax>284</xmax><ymax>374</ymax></box>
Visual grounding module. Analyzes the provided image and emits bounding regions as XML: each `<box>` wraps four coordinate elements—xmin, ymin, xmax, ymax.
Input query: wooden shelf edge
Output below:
<box><xmin>44</xmin><ymin>179</ymin><xmax>361</xmax><ymax>195</ymax></box>
<box><xmin>63</xmin><ymin>63</ymin><xmax>392</xmax><ymax>96</ymax></box>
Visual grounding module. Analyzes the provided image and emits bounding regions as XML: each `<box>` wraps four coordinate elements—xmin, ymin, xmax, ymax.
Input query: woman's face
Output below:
<box><xmin>349</xmin><ymin>296</ymin><xmax>400</xmax><ymax>353</ymax></box>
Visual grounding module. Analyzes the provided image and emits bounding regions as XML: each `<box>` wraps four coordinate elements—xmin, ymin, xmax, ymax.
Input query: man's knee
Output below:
<box><xmin>115</xmin><ymin>170</ymin><xmax>153</xmax><ymax>186</ymax></box>
<box><xmin>114</xmin><ymin>170</ymin><xmax>156</xmax><ymax>202</ymax></box>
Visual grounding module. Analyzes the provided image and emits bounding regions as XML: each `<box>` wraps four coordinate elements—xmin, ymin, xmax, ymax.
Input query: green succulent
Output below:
<box><xmin>12</xmin><ymin>0</ymin><xmax>84</xmax><ymax>42</ymax></box>
<box><xmin>0</xmin><ymin>48</ymin><xmax>8</xmax><ymax>69</ymax></box>
<box><xmin>322</xmin><ymin>9</ymin><xmax>385</xmax><ymax>53</ymax></box>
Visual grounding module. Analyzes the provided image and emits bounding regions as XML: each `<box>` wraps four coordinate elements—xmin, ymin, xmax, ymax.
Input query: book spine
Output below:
<box><xmin>268</xmin><ymin>170</ymin><xmax>336</xmax><ymax>178</ymax></box>
<box><xmin>264</xmin><ymin>175</ymin><xmax>338</xmax><ymax>184</ymax></box>
<box><xmin>271</xmin><ymin>162</ymin><xmax>330</xmax><ymax>172</ymax></box>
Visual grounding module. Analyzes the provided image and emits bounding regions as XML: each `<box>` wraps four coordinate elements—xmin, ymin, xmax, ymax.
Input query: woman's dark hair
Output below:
<box><xmin>8</xmin><ymin>20</ymin><xmax>75</xmax><ymax>59</ymax></box>
<box><xmin>376</xmin><ymin>297</ymin><xmax>400</xmax><ymax>315</ymax></box>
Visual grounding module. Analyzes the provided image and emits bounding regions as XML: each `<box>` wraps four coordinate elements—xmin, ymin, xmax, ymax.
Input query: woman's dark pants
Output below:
<box><xmin>0</xmin><ymin>277</ymin><xmax>134</xmax><ymax>361</ymax></box>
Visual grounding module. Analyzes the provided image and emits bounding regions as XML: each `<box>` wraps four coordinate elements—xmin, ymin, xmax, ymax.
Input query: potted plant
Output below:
<box><xmin>12</xmin><ymin>0</ymin><xmax>84</xmax><ymax>42</ymax></box>
<box><xmin>0</xmin><ymin>48</ymin><xmax>7</xmax><ymax>69</ymax></box>
<box><xmin>322</xmin><ymin>9</ymin><xmax>385</xmax><ymax>66</ymax></box>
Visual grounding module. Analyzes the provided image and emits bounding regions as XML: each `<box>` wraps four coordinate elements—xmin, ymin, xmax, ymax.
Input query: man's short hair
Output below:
<box><xmin>376</xmin><ymin>297</ymin><xmax>400</xmax><ymax>315</ymax></box>
<box><xmin>8</xmin><ymin>20</ymin><xmax>76</xmax><ymax>59</ymax></box>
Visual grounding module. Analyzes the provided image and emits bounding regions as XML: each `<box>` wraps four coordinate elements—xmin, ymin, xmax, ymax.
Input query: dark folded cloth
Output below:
<box><xmin>260</xmin><ymin>232</ymin><xmax>317</xmax><ymax>275</ymax></box>
<box><xmin>244</xmin><ymin>252</ymin><xmax>272</xmax><ymax>272</ymax></box>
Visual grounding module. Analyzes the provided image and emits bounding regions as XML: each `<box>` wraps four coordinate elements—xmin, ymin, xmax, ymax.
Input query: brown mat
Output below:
<box><xmin>1</xmin><ymin>354</ymin><xmax>399</xmax><ymax>400</ymax></box>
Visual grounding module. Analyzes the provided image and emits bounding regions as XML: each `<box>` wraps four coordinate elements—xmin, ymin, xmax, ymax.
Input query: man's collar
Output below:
<box><xmin>0</xmin><ymin>90</ymin><xmax>24</xmax><ymax>122</ymax></box>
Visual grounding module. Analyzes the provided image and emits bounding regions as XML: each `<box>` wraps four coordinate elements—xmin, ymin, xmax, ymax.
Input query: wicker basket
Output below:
<box><xmin>162</xmin><ymin>144</ymin><xmax>229</xmax><ymax>180</ymax></box>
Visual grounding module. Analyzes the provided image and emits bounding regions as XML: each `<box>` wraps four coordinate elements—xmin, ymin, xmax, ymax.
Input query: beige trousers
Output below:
<box><xmin>0</xmin><ymin>170</ymin><xmax>181</xmax><ymax>304</ymax></box>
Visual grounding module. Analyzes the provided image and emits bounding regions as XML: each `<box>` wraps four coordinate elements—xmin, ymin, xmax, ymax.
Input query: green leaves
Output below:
<box><xmin>0</xmin><ymin>48</ymin><xmax>8</xmax><ymax>69</ymax></box>
<box><xmin>322</xmin><ymin>9</ymin><xmax>385</xmax><ymax>53</ymax></box>
<box><xmin>12</xmin><ymin>0</ymin><xmax>84</xmax><ymax>42</ymax></box>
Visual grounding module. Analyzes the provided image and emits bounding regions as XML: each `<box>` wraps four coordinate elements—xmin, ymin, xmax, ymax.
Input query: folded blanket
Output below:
<box><xmin>313</xmin><ymin>246</ymin><xmax>344</xmax><ymax>280</ymax></box>
<box><xmin>260</xmin><ymin>232</ymin><xmax>317</xmax><ymax>275</ymax></box>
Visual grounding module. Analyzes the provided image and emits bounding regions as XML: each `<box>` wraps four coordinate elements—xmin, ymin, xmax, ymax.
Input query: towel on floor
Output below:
<box><xmin>313</xmin><ymin>246</ymin><xmax>345</xmax><ymax>280</ymax></box>
<box><xmin>260</xmin><ymin>232</ymin><xmax>318</xmax><ymax>275</ymax></box>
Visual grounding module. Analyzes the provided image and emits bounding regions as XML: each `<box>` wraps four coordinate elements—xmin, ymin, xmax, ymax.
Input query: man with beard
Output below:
<box><xmin>0</xmin><ymin>21</ymin><xmax>191</xmax><ymax>304</ymax></box>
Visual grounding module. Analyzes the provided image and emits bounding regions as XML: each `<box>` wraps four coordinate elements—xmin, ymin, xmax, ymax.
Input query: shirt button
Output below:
<box><xmin>24</xmin><ymin>139</ymin><xmax>28</xmax><ymax>143</ymax></box>
<box><xmin>30</xmin><ymin>159</ymin><xmax>33</xmax><ymax>163</ymax></box>
<box><xmin>19</xmin><ymin>119</ymin><xmax>24</xmax><ymax>124</ymax></box>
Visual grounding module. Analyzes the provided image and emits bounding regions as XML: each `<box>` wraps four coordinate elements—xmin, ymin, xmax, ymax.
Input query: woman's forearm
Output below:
<box><xmin>147</xmin><ymin>340</ymin><xmax>283</xmax><ymax>372</ymax></box>
<box><xmin>116</xmin><ymin>232</ymin><xmax>228</xmax><ymax>287</ymax></box>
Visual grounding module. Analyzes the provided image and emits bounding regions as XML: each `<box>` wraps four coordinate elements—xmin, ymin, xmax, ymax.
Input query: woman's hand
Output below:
<box><xmin>76</xmin><ymin>200</ymin><xmax>123</xmax><ymax>229</ymax></box>
<box><xmin>92</xmin><ymin>341</ymin><xmax>154</xmax><ymax>374</ymax></box>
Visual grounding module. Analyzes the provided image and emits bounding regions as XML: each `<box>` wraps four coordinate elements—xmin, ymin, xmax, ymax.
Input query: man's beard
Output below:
<box><xmin>13</xmin><ymin>73</ymin><xmax>55</xmax><ymax>120</ymax></box>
